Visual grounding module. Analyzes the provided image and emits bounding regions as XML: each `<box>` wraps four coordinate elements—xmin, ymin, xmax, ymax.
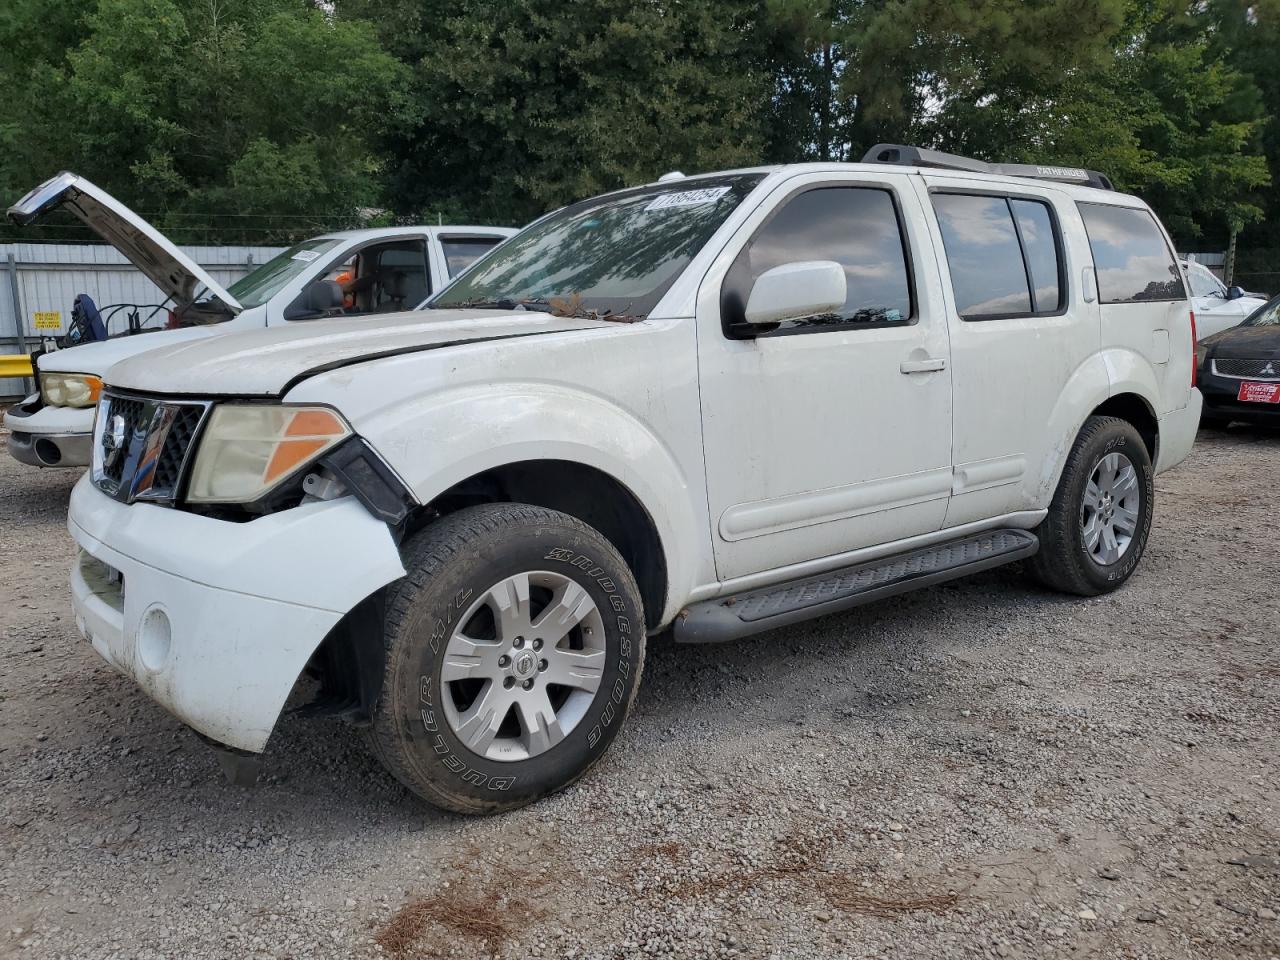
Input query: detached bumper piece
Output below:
<box><xmin>676</xmin><ymin>528</ymin><xmax>1039</xmax><ymax>644</ymax></box>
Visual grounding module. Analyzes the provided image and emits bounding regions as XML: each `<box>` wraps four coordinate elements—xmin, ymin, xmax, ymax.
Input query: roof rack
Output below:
<box><xmin>862</xmin><ymin>144</ymin><xmax>1114</xmax><ymax>191</ymax></box>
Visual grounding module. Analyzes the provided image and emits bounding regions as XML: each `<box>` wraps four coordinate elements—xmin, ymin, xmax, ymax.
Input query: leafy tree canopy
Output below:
<box><xmin>340</xmin><ymin>0</ymin><xmax>773</xmax><ymax>224</ymax></box>
<box><xmin>0</xmin><ymin>0</ymin><xmax>1273</xmax><ymax>254</ymax></box>
<box><xmin>0</xmin><ymin>0</ymin><xmax>411</xmax><ymax>242</ymax></box>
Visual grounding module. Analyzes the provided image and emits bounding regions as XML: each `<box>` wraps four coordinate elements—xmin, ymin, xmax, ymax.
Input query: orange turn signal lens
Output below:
<box><xmin>265</xmin><ymin>409</ymin><xmax>349</xmax><ymax>483</ymax></box>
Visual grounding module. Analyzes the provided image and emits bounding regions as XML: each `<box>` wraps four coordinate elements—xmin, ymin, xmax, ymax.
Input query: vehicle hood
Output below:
<box><xmin>103</xmin><ymin>309</ymin><xmax>616</xmax><ymax>396</ymax></box>
<box><xmin>37</xmin><ymin>326</ymin><xmax>223</xmax><ymax>376</ymax></box>
<box><xmin>7</xmin><ymin>172</ymin><xmax>242</xmax><ymax>314</ymax></box>
<box><xmin>1204</xmin><ymin>323</ymin><xmax>1280</xmax><ymax>361</ymax></box>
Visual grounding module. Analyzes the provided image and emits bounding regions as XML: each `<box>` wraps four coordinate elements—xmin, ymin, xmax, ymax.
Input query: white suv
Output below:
<box><xmin>3</xmin><ymin>172</ymin><xmax>514</xmax><ymax>468</ymax></box>
<box><xmin>64</xmin><ymin>146</ymin><xmax>1201</xmax><ymax>813</ymax></box>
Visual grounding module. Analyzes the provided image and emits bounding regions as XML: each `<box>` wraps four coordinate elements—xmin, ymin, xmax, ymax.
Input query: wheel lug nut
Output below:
<box><xmin>503</xmin><ymin>677</ymin><xmax>515</xmax><ymax>689</ymax></box>
<box><xmin>498</xmin><ymin>655</ymin><xmax>511</xmax><ymax>667</ymax></box>
<box><xmin>522</xmin><ymin>679</ymin><xmax>534</xmax><ymax>690</ymax></box>
<box><xmin>513</xmin><ymin>637</ymin><xmax>524</xmax><ymax>649</ymax></box>
<box><xmin>532</xmin><ymin>638</ymin><xmax>542</xmax><ymax>651</ymax></box>
<box><xmin>539</xmin><ymin>659</ymin><xmax>548</xmax><ymax>672</ymax></box>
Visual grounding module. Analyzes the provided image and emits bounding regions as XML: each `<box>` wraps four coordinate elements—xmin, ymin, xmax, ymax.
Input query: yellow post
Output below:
<box><xmin>0</xmin><ymin>354</ymin><xmax>35</xmax><ymax>379</ymax></box>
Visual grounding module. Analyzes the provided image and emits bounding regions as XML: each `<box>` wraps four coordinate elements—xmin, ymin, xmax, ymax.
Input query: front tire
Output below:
<box><xmin>1027</xmin><ymin>416</ymin><xmax>1154</xmax><ymax>596</ymax></box>
<box><xmin>368</xmin><ymin>504</ymin><xmax>645</xmax><ymax>814</ymax></box>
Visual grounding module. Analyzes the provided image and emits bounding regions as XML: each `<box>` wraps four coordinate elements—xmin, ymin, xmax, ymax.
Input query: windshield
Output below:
<box><xmin>1243</xmin><ymin>295</ymin><xmax>1280</xmax><ymax>327</ymax></box>
<box><xmin>226</xmin><ymin>238</ymin><xmax>343</xmax><ymax>310</ymax></box>
<box><xmin>430</xmin><ymin>174</ymin><xmax>765</xmax><ymax>317</ymax></box>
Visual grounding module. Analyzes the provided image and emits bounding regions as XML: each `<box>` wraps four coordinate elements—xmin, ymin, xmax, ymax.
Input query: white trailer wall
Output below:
<box><xmin>1</xmin><ymin>242</ymin><xmax>283</xmax><ymax>397</ymax></box>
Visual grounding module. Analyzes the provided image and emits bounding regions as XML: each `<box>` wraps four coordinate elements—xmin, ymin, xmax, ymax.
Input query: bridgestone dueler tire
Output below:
<box><xmin>367</xmin><ymin>504</ymin><xmax>645</xmax><ymax>814</ymax></box>
<box><xmin>1027</xmin><ymin>416</ymin><xmax>1154</xmax><ymax>597</ymax></box>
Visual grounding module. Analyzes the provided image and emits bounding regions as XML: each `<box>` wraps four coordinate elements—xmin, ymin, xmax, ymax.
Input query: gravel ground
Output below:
<box><xmin>1</xmin><ymin>422</ymin><xmax>1277</xmax><ymax>960</ymax></box>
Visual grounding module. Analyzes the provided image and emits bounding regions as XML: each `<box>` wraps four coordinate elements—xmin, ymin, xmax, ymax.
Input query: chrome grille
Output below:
<box><xmin>98</xmin><ymin>396</ymin><xmax>146</xmax><ymax>486</ymax></box>
<box><xmin>1212</xmin><ymin>359</ymin><xmax>1280</xmax><ymax>381</ymax></box>
<box><xmin>92</xmin><ymin>393</ymin><xmax>211</xmax><ymax>503</ymax></box>
<box><xmin>153</xmin><ymin>405</ymin><xmax>204</xmax><ymax>493</ymax></box>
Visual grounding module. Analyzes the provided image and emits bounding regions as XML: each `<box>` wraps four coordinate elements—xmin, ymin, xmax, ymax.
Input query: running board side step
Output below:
<box><xmin>674</xmin><ymin>528</ymin><xmax>1038</xmax><ymax>644</ymax></box>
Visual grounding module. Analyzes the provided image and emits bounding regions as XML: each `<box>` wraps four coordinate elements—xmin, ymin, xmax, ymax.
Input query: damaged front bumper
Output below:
<box><xmin>67</xmin><ymin>475</ymin><xmax>405</xmax><ymax>752</ymax></box>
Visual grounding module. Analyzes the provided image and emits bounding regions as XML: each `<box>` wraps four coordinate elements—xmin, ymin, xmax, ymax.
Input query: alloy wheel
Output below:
<box><xmin>1080</xmin><ymin>451</ymin><xmax>1140</xmax><ymax>565</ymax></box>
<box><xmin>440</xmin><ymin>571</ymin><xmax>606</xmax><ymax>762</ymax></box>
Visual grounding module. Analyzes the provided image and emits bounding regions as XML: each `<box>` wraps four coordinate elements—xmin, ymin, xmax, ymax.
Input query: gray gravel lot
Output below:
<box><xmin>1</xmin><ymin>423</ymin><xmax>1277</xmax><ymax>960</ymax></box>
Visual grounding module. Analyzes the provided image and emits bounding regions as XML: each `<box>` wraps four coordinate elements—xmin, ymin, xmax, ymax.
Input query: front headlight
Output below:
<box><xmin>186</xmin><ymin>404</ymin><xmax>351</xmax><ymax>504</ymax></box>
<box><xmin>41</xmin><ymin>372</ymin><xmax>102</xmax><ymax>408</ymax></box>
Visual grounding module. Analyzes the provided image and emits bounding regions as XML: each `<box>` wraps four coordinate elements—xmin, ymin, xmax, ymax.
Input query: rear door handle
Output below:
<box><xmin>900</xmin><ymin>358</ymin><xmax>947</xmax><ymax>374</ymax></box>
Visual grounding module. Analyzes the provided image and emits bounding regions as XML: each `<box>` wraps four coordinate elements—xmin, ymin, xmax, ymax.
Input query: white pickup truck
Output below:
<box><xmin>64</xmin><ymin>147</ymin><xmax>1200</xmax><ymax>813</ymax></box>
<box><xmin>3</xmin><ymin>172</ymin><xmax>514</xmax><ymax>468</ymax></box>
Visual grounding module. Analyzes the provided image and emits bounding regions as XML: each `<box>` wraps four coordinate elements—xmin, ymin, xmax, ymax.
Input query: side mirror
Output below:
<box><xmin>743</xmin><ymin>261</ymin><xmax>847</xmax><ymax>327</ymax></box>
<box><xmin>1226</xmin><ymin>285</ymin><xmax>1245</xmax><ymax>301</ymax></box>
<box><xmin>284</xmin><ymin>280</ymin><xmax>344</xmax><ymax>320</ymax></box>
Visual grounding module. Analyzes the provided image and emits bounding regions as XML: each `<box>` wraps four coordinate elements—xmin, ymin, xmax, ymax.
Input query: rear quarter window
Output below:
<box><xmin>441</xmin><ymin>237</ymin><xmax>504</xmax><ymax>277</ymax></box>
<box><xmin>1078</xmin><ymin>203</ymin><xmax>1186</xmax><ymax>304</ymax></box>
<box><xmin>931</xmin><ymin>193</ymin><xmax>1064</xmax><ymax>320</ymax></box>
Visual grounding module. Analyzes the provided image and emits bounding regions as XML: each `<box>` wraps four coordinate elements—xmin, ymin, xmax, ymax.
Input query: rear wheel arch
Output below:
<box><xmin>1089</xmin><ymin>392</ymin><xmax>1159</xmax><ymax>463</ymax></box>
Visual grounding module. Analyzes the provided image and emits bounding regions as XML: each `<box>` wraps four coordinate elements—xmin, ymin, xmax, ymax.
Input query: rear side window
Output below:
<box><xmin>932</xmin><ymin>193</ymin><xmax>1064</xmax><ymax>320</ymax></box>
<box><xmin>441</xmin><ymin>236</ymin><xmax>504</xmax><ymax>277</ymax></box>
<box><xmin>1078</xmin><ymin>203</ymin><xmax>1186</xmax><ymax>304</ymax></box>
<box><xmin>1010</xmin><ymin>200</ymin><xmax>1061</xmax><ymax>313</ymax></box>
<box><xmin>722</xmin><ymin>186</ymin><xmax>914</xmax><ymax>334</ymax></box>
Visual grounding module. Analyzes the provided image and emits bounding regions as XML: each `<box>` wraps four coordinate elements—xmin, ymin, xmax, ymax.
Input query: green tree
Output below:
<box><xmin>339</xmin><ymin>0</ymin><xmax>774</xmax><ymax>224</ymax></box>
<box><xmin>1005</xmin><ymin>1</ymin><xmax>1270</xmax><ymax>244</ymax></box>
<box><xmin>759</xmin><ymin>0</ymin><xmax>1128</xmax><ymax>162</ymax></box>
<box><xmin>0</xmin><ymin>0</ymin><xmax>412</xmax><ymax>243</ymax></box>
<box><xmin>1206</xmin><ymin>0</ymin><xmax>1280</xmax><ymax>279</ymax></box>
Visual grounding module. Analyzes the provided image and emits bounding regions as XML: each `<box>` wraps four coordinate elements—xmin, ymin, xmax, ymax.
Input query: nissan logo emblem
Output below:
<box><xmin>102</xmin><ymin>413</ymin><xmax>127</xmax><ymax>469</ymax></box>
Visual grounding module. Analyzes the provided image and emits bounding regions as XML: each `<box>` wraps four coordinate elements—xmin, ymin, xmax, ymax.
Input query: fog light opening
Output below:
<box><xmin>33</xmin><ymin>437</ymin><xmax>62</xmax><ymax>465</ymax></box>
<box><xmin>137</xmin><ymin>607</ymin><xmax>172</xmax><ymax>672</ymax></box>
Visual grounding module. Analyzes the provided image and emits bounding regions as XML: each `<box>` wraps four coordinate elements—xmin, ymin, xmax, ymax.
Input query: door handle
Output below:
<box><xmin>900</xmin><ymin>358</ymin><xmax>947</xmax><ymax>374</ymax></box>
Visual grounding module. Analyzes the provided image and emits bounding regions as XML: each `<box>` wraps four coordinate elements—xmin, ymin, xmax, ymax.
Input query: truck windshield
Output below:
<box><xmin>225</xmin><ymin>238</ymin><xmax>343</xmax><ymax>310</ymax></box>
<box><xmin>430</xmin><ymin>174</ymin><xmax>764</xmax><ymax>318</ymax></box>
<box><xmin>1242</xmin><ymin>296</ymin><xmax>1280</xmax><ymax>327</ymax></box>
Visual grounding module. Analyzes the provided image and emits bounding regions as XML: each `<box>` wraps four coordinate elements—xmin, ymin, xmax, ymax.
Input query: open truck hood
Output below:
<box><xmin>7</xmin><ymin>172</ymin><xmax>242</xmax><ymax>314</ymax></box>
<box><xmin>103</xmin><ymin>309</ymin><xmax>613</xmax><ymax>396</ymax></box>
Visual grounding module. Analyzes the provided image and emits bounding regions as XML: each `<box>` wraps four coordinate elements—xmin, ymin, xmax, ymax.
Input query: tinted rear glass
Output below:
<box><xmin>1078</xmin><ymin>203</ymin><xmax>1186</xmax><ymax>304</ymax></box>
<box><xmin>933</xmin><ymin>194</ymin><xmax>1032</xmax><ymax>318</ymax></box>
<box><xmin>1010</xmin><ymin>199</ymin><xmax>1062</xmax><ymax>313</ymax></box>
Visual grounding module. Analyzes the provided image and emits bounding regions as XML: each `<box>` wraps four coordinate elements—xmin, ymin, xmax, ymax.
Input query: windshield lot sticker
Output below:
<box><xmin>291</xmin><ymin>250</ymin><xmax>321</xmax><ymax>262</ymax></box>
<box><xmin>645</xmin><ymin>186</ymin><xmax>732</xmax><ymax>212</ymax></box>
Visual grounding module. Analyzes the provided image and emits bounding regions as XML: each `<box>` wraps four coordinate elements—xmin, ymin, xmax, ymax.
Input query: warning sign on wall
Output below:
<box><xmin>32</xmin><ymin>311</ymin><xmax>62</xmax><ymax>330</ymax></box>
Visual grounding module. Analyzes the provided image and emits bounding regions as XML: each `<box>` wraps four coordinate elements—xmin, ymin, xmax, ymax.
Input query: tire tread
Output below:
<box><xmin>367</xmin><ymin>503</ymin><xmax>644</xmax><ymax>814</ymax></box>
<box><xmin>1028</xmin><ymin>415</ymin><xmax>1152</xmax><ymax>596</ymax></box>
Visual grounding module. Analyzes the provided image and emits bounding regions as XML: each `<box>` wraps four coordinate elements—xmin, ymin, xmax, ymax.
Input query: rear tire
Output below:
<box><xmin>1027</xmin><ymin>416</ymin><xmax>1154</xmax><ymax>596</ymax></box>
<box><xmin>368</xmin><ymin>503</ymin><xmax>645</xmax><ymax>814</ymax></box>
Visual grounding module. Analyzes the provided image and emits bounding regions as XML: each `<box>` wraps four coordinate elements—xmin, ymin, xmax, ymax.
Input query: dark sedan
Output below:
<box><xmin>1197</xmin><ymin>294</ymin><xmax>1280</xmax><ymax>425</ymax></box>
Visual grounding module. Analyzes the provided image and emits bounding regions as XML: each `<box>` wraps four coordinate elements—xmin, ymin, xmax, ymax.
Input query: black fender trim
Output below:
<box><xmin>319</xmin><ymin>437</ymin><xmax>416</xmax><ymax>525</ymax></box>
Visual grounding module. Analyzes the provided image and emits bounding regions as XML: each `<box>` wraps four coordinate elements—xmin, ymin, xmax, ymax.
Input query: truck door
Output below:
<box><xmin>695</xmin><ymin>172</ymin><xmax>953</xmax><ymax>582</ymax></box>
<box><xmin>915</xmin><ymin>176</ymin><xmax>1101</xmax><ymax>527</ymax></box>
